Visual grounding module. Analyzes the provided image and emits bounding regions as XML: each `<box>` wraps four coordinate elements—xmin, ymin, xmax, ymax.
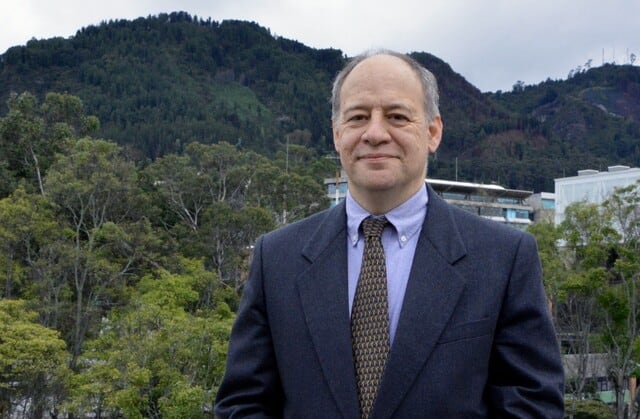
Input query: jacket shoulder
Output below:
<box><xmin>428</xmin><ymin>192</ymin><xmax>535</xmax><ymax>256</ymax></box>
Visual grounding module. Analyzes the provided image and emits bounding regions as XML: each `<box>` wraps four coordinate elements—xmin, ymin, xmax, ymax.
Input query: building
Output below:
<box><xmin>325</xmin><ymin>170</ymin><xmax>349</xmax><ymax>206</ymax></box>
<box><xmin>428</xmin><ymin>179</ymin><xmax>533</xmax><ymax>229</ymax></box>
<box><xmin>554</xmin><ymin>165</ymin><xmax>640</xmax><ymax>225</ymax></box>
<box><xmin>324</xmin><ymin>171</ymin><xmax>534</xmax><ymax>229</ymax></box>
<box><xmin>563</xmin><ymin>353</ymin><xmax>630</xmax><ymax>405</ymax></box>
<box><xmin>526</xmin><ymin>192</ymin><xmax>556</xmax><ymax>223</ymax></box>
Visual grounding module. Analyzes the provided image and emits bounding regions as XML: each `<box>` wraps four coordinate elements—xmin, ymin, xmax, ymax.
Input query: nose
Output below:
<box><xmin>361</xmin><ymin>112</ymin><xmax>391</xmax><ymax>145</ymax></box>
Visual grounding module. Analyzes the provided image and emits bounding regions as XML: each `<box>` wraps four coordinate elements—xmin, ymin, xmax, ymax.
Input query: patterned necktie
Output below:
<box><xmin>351</xmin><ymin>216</ymin><xmax>390</xmax><ymax>419</ymax></box>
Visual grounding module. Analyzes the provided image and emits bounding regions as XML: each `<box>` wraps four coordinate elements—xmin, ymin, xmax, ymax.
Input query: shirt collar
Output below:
<box><xmin>346</xmin><ymin>183</ymin><xmax>429</xmax><ymax>248</ymax></box>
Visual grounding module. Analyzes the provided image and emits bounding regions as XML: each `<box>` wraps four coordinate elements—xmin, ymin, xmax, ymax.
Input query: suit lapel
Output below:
<box><xmin>373</xmin><ymin>188</ymin><xmax>469</xmax><ymax>419</ymax></box>
<box><xmin>296</xmin><ymin>203</ymin><xmax>360</xmax><ymax>419</ymax></box>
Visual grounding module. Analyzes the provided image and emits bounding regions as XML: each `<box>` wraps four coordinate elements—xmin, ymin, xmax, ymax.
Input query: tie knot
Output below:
<box><xmin>362</xmin><ymin>216</ymin><xmax>388</xmax><ymax>238</ymax></box>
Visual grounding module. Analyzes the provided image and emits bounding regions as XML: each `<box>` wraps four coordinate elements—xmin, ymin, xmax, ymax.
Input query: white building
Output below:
<box><xmin>554</xmin><ymin>165</ymin><xmax>640</xmax><ymax>225</ymax></box>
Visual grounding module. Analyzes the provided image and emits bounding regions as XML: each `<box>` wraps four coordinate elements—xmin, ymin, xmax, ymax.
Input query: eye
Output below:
<box><xmin>388</xmin><ymin>113</ymin><xmax>410</xmax><ymax>123</ymax></box>
<box><xmin>345</xmin><ymin>113</ymin><xmax>368</xmax><ymax>123</ymax></box>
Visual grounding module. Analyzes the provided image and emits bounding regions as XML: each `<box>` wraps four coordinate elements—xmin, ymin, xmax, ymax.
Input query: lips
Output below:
<box><xmin>358</xmin><ymin>153</ymin><xmax>394</xmax><ymax>161</ymax></box>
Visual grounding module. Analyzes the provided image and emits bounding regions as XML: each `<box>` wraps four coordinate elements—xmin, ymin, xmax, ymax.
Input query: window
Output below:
<box><xmin>443</xmin><ymin>192</ymin><xmax>466</xmax><ymax>200</ymax></box>
<box><xmin>480</xmin><ymin>207</ymin><xmax>502</xmax><ymax>217</ymax></box>
<box><xmin>542</xmin><ymin>199</ymin><xmax>555</xmax><ymax>209</ymax></box>
<box><xmin>504</xmin><ymin>209</ymin><xmax>516</xmax><ymax>220</ymax></box>
<box><xmin>327</xmin><ymin>182</ymin><xmax>348</xmax><ymax>195</ymax></box>
<box><xmin>597</xmin><ymin>377</ymin><xmax>609</xmax><ymax>392</ymax></box>
<box><xmin>504</xmin><ymin>208</ymin><xmax>530</xmax><ymax>220</ymax></box>
<box><xmin>498</xmin><ymin>197</ymin><xmax>520</xmax><ymax>204</ymax></box>
<box><xmin>469</xmin><ymin>194</ymin><xmax>491</xmax><ymax>203</ymax></box>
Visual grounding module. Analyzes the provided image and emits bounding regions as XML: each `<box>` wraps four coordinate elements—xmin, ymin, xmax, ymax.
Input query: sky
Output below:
<box><xmin>0</xmin><ymin>0</ymin><xmax>638</xmax><ymax>92</ymax></box>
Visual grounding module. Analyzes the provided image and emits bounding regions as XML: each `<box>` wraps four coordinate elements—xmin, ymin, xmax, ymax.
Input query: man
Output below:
<box><xmin>215</xmin><ymin>50</ymin><xmax>564</xmax><ymax>418</ymax></box>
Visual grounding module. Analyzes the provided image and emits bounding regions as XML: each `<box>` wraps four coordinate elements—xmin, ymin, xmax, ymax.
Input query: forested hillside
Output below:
<box><xmin>2</xmin><ymin>12</ymin><xmax>638</xmax><ymax>192</ymax></box>
<box><xmin>0</xmin><ymin>12</ymin><xmax>343</xmax><ymax>158</ymax></box>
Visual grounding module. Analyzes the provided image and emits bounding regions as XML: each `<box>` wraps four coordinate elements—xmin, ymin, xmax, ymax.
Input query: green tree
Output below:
<box><xmin>246</xmin><ymin>157</ymin><xmax>326</xmax><ymax>225</ymax></box>
<box><xmin>44</xmin><ymin>138</ymin><xmax>149</xmax><ymax>368</ymax></box>
<box><xmin>185</xmin><ymin>141</ymin><xmax>248</xmax><ymax>204</ymax></box>
<box><xmin>527</xmin><ymin>221</ymin><xmax>566</xmax><ymax>322</ymax></box>
<box><xmin>66</xmin><ymin>259</ymin><xmax>234</xmax><ymax>418</ymax></box>
<box><xmin>0</xmin><ymin>92</ymin><xmax>47</xmax><ymax>195</ymax></box>
<box><xmin>559</xmin><ymin>181</ymin><xmax>640</xmax><ymax>419</ymax></box>
<box><xmin>194</xmin><ymin>203</ymin><xmax>274</xmax><ymax>289</ymax></box>
<box><xmin>0</xmin><ymin>92</ymin><xmax>98</xmax><ymax>197</ymax></box>
<box><xmin>0</xmin><ymin>299</ymin><xmax>70</xmax><ymax>418</ymax></box>
<box><xmin>599</xmin><ymin>181</ymin><xmax>640</xmax><ymax>418</ymax></box>
<box><xmin>0</xmin><ymin>185</ymin><xmax>58</xmax><ymax>299</ymax></box>
<box><xmin>560</xmin><ymin>201</ymin><xmax>618</xmax><ymax>415</ymax></box>
<box><xmin>144</xmin><ymin>153</ymin><xmax>209</xmax><ymax>231</ymax></box>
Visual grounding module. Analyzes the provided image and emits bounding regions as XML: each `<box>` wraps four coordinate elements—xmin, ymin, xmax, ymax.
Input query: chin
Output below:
<box><xmin>359</xmin><ymin>179</ymin><xmax>397</xmax><ymax>192</ymax></box>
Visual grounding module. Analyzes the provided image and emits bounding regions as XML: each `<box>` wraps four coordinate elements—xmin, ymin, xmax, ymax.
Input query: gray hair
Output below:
<box><xmin>331</xmin><ymin>49</ymin><xmax>440</xmax><ymax>123</ymax></box>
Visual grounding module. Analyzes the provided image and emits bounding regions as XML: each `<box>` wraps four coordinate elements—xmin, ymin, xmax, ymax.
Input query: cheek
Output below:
<box><xmin>335</xmin><ymin>134</ymin><xmax>357</xmax><ymax>154</ymax></box>
<box><xmin>333</xmin><ymin>138</ymin><xmax>347</xmax><ymax>156</ymax></box>
<box><xmin>416</xmin><ymin>136</ymin><xmax>432</xmax><ymax>153</ymax></box>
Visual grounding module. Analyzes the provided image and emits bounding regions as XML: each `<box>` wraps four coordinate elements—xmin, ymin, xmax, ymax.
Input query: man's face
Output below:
<box><xmin>333</xmin><ymin>55</ymin><xmax>442</xmax><ymax>211</ymax></box>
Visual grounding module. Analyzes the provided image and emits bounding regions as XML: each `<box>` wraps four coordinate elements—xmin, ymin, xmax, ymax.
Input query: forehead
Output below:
<box><xmin>340</xmin><ymin>55</ymin><xmax>423</xmax><ymax>108</ymax></box>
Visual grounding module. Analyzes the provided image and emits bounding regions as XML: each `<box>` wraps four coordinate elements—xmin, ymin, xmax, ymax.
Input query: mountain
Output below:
<box><xmin>1</xmin><ymin>12</ymin><xmax>639</xmax><ymax>192</ymax></box>
<box><xmin>0</xmin><ymin>12</ymin><xmax>347</xmax><ymax>158</ymax></box>
<box><xmin>483</xmin><ymin>64</ymin><xmax>640</xmax><ymax>189</ymax></box>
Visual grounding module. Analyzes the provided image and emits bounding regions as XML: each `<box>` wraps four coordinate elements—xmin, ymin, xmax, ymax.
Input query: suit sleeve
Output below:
<box><xmin>486</xmin><ymin>233</ymin><xmax>565</xmax><ymax>418</ymax></box>
<box><xmin>214</xmin><ymin>236</ymin><xmax>284</xmax><ymax>418</ymax></box>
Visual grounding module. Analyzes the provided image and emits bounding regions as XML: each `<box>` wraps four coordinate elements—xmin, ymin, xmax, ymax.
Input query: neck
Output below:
<box><xmin>350</xmin><ymin>182</ymin><xmax>425</xmax><ymax>215</ymax></box>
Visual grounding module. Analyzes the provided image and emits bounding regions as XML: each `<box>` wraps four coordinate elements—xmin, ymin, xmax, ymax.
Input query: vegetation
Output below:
<box><xmin>564</xmin><ymin>399</ymin><xmax>613</xmax><ymax>419</ymax></box>
<box><xmin>0</xmin><ymin>13</ymin><xmax>343</xmax><ymax>158</ymax></box>
<box><xmin>0</xmin><ymin>92</ymin><xmax>329</xmax><ymax>417</ymax></box>
<box><xmin>531</xmin><ymin>180</ymin><xmax>640</xmax><ymax>419</ymax></box>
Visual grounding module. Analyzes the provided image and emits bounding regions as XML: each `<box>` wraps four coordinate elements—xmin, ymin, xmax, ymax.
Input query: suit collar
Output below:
<box><xmin>301</xmin><ymin>202</ymin><xmax>347</xmax><ymax>262</ymax></box>
<box><xmin>422</xmin><ymin>183</ymin><xmax>467</xmax><ymax>264</ymax></box>
<box><xmin>298</xmin><ymin>202</ymin><xmax>360</xmax><ymax>418</ymax></box>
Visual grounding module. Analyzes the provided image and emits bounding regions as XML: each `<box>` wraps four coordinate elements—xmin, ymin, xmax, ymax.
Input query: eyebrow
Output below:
<box><xmin>342</xmin><ymin>102</ymin><xmax>415</xmax><ymax>115</ymax></box>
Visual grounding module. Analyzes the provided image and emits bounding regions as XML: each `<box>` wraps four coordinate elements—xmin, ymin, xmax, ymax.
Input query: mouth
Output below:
<box><xmin>358</xmin><ymin>153</ymin><xmax>394</xmax><ymax>161</ymax></box>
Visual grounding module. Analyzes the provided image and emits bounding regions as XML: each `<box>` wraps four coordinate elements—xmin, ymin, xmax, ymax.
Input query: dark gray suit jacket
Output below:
<box><xmin>215</xmin><ymin>185</ymin><xmax>564</xmax><ymax>418</ymax></box>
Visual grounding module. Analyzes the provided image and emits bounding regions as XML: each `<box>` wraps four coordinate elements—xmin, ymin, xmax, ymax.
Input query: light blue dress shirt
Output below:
<box><xmin>346</xmin><ymin>184</ymin><xmax>428</xmax><ymax>345</ymax></box>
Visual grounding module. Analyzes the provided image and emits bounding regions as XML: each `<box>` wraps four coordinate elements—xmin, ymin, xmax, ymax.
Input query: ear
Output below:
<box><xmin>426</xmin><ymin>115</ymin><xmax>443</xmax><ymax>153</ymax></box>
